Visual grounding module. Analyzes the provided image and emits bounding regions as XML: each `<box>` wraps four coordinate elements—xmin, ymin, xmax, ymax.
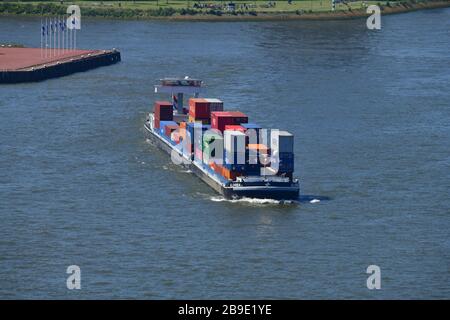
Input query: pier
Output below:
<box><xmin>0</xmin><ymin>47</ymin><xmax>121</xmax><ymax>84</ymax></box>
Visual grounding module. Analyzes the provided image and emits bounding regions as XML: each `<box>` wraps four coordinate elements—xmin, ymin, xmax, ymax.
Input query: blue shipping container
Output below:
<box><xmin>241</xmin><ymin>123</ymin><xmax>262</xmax><ymax>130</ymax></box>
<box><xmin>187</xmin><ymin>123</ymin><xmax>210</xmax><ymax>146</ymax></box>
<box><xmin>223</xmin><ymin>163</ymin><xmax>246</xmax><ymax>173</ymax></box>
<box><xmin>159</xmin><ymin>121</ymin><xmax>177</xmax><ymax>136</ymax></box>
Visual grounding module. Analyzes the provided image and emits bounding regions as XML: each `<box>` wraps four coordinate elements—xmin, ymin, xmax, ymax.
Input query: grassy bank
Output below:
<box><xmin>0</xmin><ymin>0</ymin><xmax>449</xmax><ymax>20</ymax></box>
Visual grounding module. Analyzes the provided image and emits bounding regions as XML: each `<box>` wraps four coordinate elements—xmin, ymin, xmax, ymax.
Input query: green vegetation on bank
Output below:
<box><xmin>0</xmin><ymin>0</ymin><xmax>443</xmax><ymax>18</ymax></box>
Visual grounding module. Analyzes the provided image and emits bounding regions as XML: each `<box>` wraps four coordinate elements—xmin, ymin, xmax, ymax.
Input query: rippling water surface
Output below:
<box><xmin>0</xmin><ymin>9</ymin><xmax>449</xmax><ymax>299</ymax></box>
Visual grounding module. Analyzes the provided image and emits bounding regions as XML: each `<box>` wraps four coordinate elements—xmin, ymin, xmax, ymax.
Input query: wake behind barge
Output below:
<box><xmin>144</xmin><ymin>77</ymin><xmax>299</xmax><ymax>200</ymax></box>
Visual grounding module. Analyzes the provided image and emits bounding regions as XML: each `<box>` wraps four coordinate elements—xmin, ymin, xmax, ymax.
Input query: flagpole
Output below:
<box><xmin>53</xmin><ymin>18</ymin><xmax>56</xmax><ymax>57</ymax></box>
<box><xmin>56</xmin><ymin>17</ymin><xmax>58</xmax><ymax>56</ymax></box>
<box><xmin>54</xmin><ymin>17</ymin><xmax>57</xmax><ymax>57</ymax></box>
<box><xmin>64</xmin><ymin>16</ymin><xmax>67</xmax><ymax>53</ymax></box>
<box><xmin>48</xmin><ymin>17</ymin><xmax>50</xmax><ymax>58</ymax></box>
<box><xmin>45</xmin><ymin>17</ymin><xmax>47</xmax><ymax>59</ymax></box>
<box><xmin>51</xmin><ymin>18</ymin><xmax>53</xmax><ymax>57</ymax></box>
<box><xmin>67</xmin><ymin>18</ymin><xmax>70</xmax><ymax>53</ymax></box>
<box><xmin>65</xmin><ymin>18</ymin><xmax>68</xmax><ymax>53</ymax></box>
<box><xmin>50</xmin><ymin>17</ymin><xmax>53</xmax><ymax>58</ymax></box>
<box><xmin>52</xmin><ymin>17</ymin><xmax>55</xmax><ymax>57</ymax></box>
<box><xmin>59</xmin><ymin>16</ymin><xmax>61</xmax><ymax>55</ymax></box>
<box><xmin>57</xmin><ymin>16</ymin><xmax>59</xmax><ymax>56</ymax></box>
<box><xmin>46</xmin><ymin>17</ymin><xmax>49</xmax><ymax>58</ymax></box>
<box><xmin>64</xmin><ymin>18</ymin><xmax>66</xmax><ymax>54</ymax></box>
<box><xmin>62</xmin><ymin>17</ymin><xmax>65</xmax><ymax>54</ymax></box>
<box><xmin>69</xmin><ymin>22</ymin><xmax>72</xmax><ymax>52</ymax></box>
<box><xmin>40</xmin><ymin>18</ymin><xmax>43</xmax><ymax>59</ymax></box>
<box><xmin>59</xmin><ymin>16</ymin><xmax>62</xmax><ymax>55</ymax></box>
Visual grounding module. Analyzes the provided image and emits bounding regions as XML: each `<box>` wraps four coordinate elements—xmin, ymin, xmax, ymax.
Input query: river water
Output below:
<box><xmin>0</xmin><ymin>9</ymin><xmax>449</xmax><ymax>299</ymax></box>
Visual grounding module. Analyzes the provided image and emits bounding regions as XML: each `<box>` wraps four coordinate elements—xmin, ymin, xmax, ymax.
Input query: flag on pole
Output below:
<box><xmin>40</xmin><ymin>19</ymin><xmax>44</xmax><ymax>59</ymax></box>
<box><xmin>45</xmin><ymin>17</ymin><xmax>48</xmax><ymax>58</ymax></box>
<box><xmin>72</xmin><ymin>17</ymin><xmax>76</xmax><ymax>50</ymax></box>
<box><xmin>64</xmin><ymin>19</ymin><xmax>67</xmax><ymax>53</ymax></box>
<box><xmin>53</xmin><ymin>18</ymin><xmax>56</xmax><ymax>57</ymax></box>
<box><xmin>50</xmin><ymin>18</ymin><xmax>53</xmax><ymax>54</ymax></box>
<box><xmin>57</xmin><ymin>16</ymin><xmax>59</xmax><ymax>55</ymax></box>
<box><xmin>60</xmin><ymin>18</ymin><xmax>64</xmax><ymax>54</ymax></box>
<box><xmin>58</xmin><ymin>16</ymin><xmax>62</xmax><ymax>55</ymax></box>
<box><xmin>63</xmin><ymin>20</ymin><xmax>67</xmax><ymax>52</ymax></box>
<box><xmin>51</xmin><ymin>18</ymin><xmax>53</xmax><ymax>57</ymax></box>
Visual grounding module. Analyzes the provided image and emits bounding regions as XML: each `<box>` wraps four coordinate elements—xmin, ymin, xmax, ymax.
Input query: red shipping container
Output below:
<box><xmin>210</xmin><ymin>162</ymin><xmax>222</xmax><ymax>174</ymax></box>
<box><xmin>189</xmin><ymin>98</ymin><xmax>210</xmax><ymax>119</ymax></box>
<box><xmin>164</xmin><ymin>124</ymin><xmax>179</xmax><ymax>137</ymax></box>
<box><xmin>154</xmin><ymin>101</ymin><xmax>173</xmax><ymax>129</ymax></box>
<box><xmin>211</xmin><ymin>111</ymin><xmax>248</xmax><ymax>132</ymax></box>
<box><xmin>224</xmin><ymin>125</ymin><xmax>246</xmax><ymax>133</ymax></box>
<box><xmin>154</xmin><ymin>101</ymin><xmax>173</xmax><ymax>118</ymax></box>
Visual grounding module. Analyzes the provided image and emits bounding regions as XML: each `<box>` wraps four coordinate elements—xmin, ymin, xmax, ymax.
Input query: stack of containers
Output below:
<box><xmin>153</xmin><ymin>101</ymin><xmax>173</xmax><ymax>129</ymax></box>
<box><xmin>202</xmin><ymin>131</ymin><xmax>223</xmax><ymax>165</ymax></box>
<box><xmin>165</xmin><ymin>123</ymin><xmax>179</xmax><ymax>139</ymax></box>
<box><xmin>223</xmin><ymin>130</ymin><xmax>246</xmax><ymax>174</ymax></box>
<box><xmin>211</xmin><ymin>111</ymin><xmax>248</xmax><ymax>132</ymax></box>
<box><xmin>241</xmin><ymin>123</ymin><xmax>262</xmax><ymax>144</ymax></box>
<box><xmin>271</xmin><ymin>131</ymin><xmax>294</xmax><ymax>175</ymax></box>
<box><xmin>188</xmin><ymin>98</ymin><xmax>223</xmax><ymax>125</ymax></box>
<box><xmin>187</xmin><ymin>122</ymin><xmax>210</xmax><ymax>162</ymax></box>
<box><xmin>246</xmin><ymin>143</ymin><xmax>271</xmax><ymax>175</ymax></box>
<box><xmin>186</xmin><ymin>122</ymin><xmax>198</xmax><ymax>158</ymax></box>
<box><xmin>159</xmin><ymin>120</ymin><xmax>177</xmax><ymax>138</ymax></box>
<box><xmin>189</xmin><ymin>98</ymin><xmax>211</xmax><ymax>124</ymax></box>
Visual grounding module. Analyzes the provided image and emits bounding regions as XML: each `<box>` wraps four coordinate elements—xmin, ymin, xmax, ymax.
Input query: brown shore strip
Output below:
<box><xmin>0</xmin><ymin>1</ymin><xmax>449</xmax><ymax>21</ymax></box>
<box><xmin>165</xmin><ymin>1</ymin><xmax>450</xmax><ymax>22</ymax></box>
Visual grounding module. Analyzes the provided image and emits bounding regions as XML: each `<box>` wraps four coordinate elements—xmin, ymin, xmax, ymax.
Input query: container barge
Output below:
<box><xmin>144</xmin><ymin>77</ymin><xmax>299</xmax><ymax>200</ymax></box>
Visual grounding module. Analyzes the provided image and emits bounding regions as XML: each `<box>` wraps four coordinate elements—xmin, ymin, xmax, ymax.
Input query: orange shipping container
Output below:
<box><xmin>179</xmin><ymin>128</ymin><xmax>186</xmax><ymax>140</ymax></box>
<box><xmin>247</xmin><ymin>144</ymin><xmax>270</xmax><ymax>154</ymax></box>
<box><xmin>221</xmin><ymin>166</ymin><xmax>242</xmax><ymax>180</ymax></box>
